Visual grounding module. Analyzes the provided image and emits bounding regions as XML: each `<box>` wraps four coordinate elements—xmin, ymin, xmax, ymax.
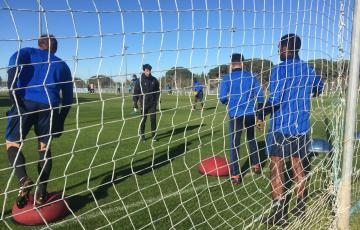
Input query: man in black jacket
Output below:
<box><xmin>134</xmin><ymin>64</ymin><xmax>160</xmax><ymax>141</ymax></box>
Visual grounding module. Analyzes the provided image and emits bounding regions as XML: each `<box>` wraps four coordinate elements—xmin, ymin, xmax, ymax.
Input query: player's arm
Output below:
<box><xmin>54</xmin><ymin>64</ymin><xmax>73</xmax><ymax>138</ymax></box>
<box><xmin>154</xmin><ymin>78</ymin><xmax>160</xmax><ymax>104</ymax></box>
<box><xmin>219</xmin><ymin>76</ymin><xmax>229</xmax><ymax>105</ymax></box>
<box><xmin>252</xmin><ymin>76</ymin><xmax>265</xmax><ymax>112</ymax></box>
<box><xmin>309</xmin><ymin>67</ymin><xmax>324</xmax><ymax>97</ymax></box>
<box><xmin>7</xmin><ymin>48</ymin><xmax>32</xmax><ymax>106</ymax></box>
<box><xmin>257</xmin><ymin>68</ymin><xmax>283</xmax><ymax>121</ymax></box>
<box><xmin>134</xmin><ymin>78</ymin><xmax>141</xmax><ymax>96</ymax></box>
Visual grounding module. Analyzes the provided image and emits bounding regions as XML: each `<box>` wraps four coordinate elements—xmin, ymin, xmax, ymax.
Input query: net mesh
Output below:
<box><xmin>0</xmin><ymin>0</ymin><xmax>358</xmax><ymax>229</ymax></box>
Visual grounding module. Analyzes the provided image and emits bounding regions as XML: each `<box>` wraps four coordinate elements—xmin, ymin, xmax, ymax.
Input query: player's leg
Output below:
<box><xmin>244</xmin><ymin>115</ymin><xmax>261</xmax><ymax>174</ymax></box>
<box><xmin>149</xmin><ymin>105</ymin><xmax>157</xmax><ymax>141</ymax></box>
<box><xmin>270</xmin><ymin>156</ymin><xmax>285</xmax><ymax>200</ymax></box>
<box><xmin>263</xmin><ymin>132</ymin><xmax>288</xmax><ymax>226</ymax></box>
<box><xmin>133</xmin><ymin>96</ymin><xmax>139</xmax><ymax>112</ymax></box>
<box><xmin>34</xmin><ymin>105</ymin><xmax>54</xmax><ymax>205</ymax></box>
<box><xmin>192</xmin><ymin>96</ymin><xmax>197</xmax><ymax>111</ymax></box>
<box><xmin>290</xmin><ymin>135</ymin><xmax>308</xmax><ymax>217</ymax></box>
<box><xmin>139</xmin><ymin>106</ymin><xmax>148</xmax><ymax>140</ymax></box>
<box><xmin>6</xmin><ymin>104</ymin><xmax>34</xmax><ymax>208</ymax></box>
<box><xmin>229</xmin><ymin>116</ymin><xmax>243</xmax><ymax>184</ymax></box>
<box><xmin>200</xmin><ymin>92</ymin><xmax>204</xmax><ymax>110</ymax></box>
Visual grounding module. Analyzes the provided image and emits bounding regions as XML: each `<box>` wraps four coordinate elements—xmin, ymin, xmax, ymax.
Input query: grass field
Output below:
<box><xmin>0</xmin><ymin>92</ymin><xmax>359</xmax><ymax>229</ymax></box>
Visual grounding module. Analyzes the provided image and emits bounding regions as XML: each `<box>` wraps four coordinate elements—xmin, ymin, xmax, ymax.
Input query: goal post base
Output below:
<box><xmin>12</xmin><ymin>192</ymin><xmax>69</xmax><ymax>225</ymax></box>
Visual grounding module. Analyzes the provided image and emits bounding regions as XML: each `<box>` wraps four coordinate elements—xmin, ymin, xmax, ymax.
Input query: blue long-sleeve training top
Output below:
<box><xmin>219</xmin><ymin>68</ymin><xmax>264</xmax><ymax>118</ymax></box>
<box><xmin>193</xmin><ymin>81</ymin><xmax>203</xmax><ymax>93</ymax></box>
<box><xmin>266</xmin><ymin>57</ymin><xmax>324</xmax><ymax>135</ymax></box>
<box><xmin>8</xmin><ymin>47</ymin><xmax>73</xmax><ymax>107</ymax></box>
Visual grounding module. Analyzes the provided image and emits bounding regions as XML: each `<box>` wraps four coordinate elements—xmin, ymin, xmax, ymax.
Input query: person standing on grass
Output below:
<box><xmin>219</xmin><ymin>53</ymin><xmax>265</xmax><ymax>185</ymax></box>
<box><xmin>192</xmin><ymin>78</ymin><xmax>204</xmax><ymax>111</ymax></box>
<box><xmin>134</xmin><ymin>64</ymin><xmax>160</xmax><ymax>142</ymax></box>
<box><xmin>131</xmin><ymin>74</ymin><xmax>140</xmax><ymax>113</ymax></box>
<box><xmin>258</xmin><ymin>34</ymin><xmax>323</xmax><ymax>226</ymax></box>
<box><xmin>6</xmin><ymin>34</ymin><xmax>73</xmax><ymax>208</ymax></box>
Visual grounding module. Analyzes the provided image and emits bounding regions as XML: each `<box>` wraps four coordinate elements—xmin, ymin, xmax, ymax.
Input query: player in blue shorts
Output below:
<box><xmin>258</xmin><ymin>34</ymin><xmax>324</xmax><ymax>226</ymax></box>
<box><xmin>6</xmin><ymin>34</ymin><xmax>73</xmax><ymax>208</ymax></box>
<box><xmin>219</xmin><ymin>53</ymin><xmax>265</xmax><ymax>185</ymax></box>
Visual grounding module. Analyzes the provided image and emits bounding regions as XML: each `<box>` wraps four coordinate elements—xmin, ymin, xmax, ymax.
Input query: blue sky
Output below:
<box><xmin>0</xmin><ymin>0</ymin><xmax>353</xmax><ymax>82</ymax></box>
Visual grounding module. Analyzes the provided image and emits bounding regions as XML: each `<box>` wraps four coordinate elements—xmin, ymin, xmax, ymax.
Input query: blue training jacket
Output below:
<box><xmin>219</xmin><ymin>69</ymin><xmax>264</xmax><ymax>118</ymax></box>
<box><xmin>8</xmin><ymin>47</ymin><xmax>73</xmax><ymax>107</ymax></box>
<box><xmin>193</xmin><ymin>80</ymin><xmax>203</xmax><ymax>93</ymax></box>
<box><xmin>267</xmin><ymin>57</ymin><xmax>324</xmax><ymax>135</ymax></box>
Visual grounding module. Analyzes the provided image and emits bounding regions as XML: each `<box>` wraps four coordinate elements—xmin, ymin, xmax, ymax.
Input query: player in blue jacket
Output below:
<box><xmin>259</xmin><ymin>34</ymin><xmax>324</xmax><ymax>226</ymax></box>
<box><xmin>6</xmin><ymin>34</ymin><xmax>73</xmax><ymax>208</ymax></box>
<box><xmin>192</xmin><ymin>78</ymin><xmax>204</xmax><ymax>111</ymax></box>
<box><xmin>219</xmin><ymin>53</ymin><xmax>265</xmax><ymax>185</ymax></box>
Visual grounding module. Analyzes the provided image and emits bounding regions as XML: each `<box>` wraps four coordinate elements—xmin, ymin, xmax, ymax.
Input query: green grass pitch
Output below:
<box><xmin>0</xmin><ymin>92</ymin><xmax>359</xmax><ymax>229</ymax></box>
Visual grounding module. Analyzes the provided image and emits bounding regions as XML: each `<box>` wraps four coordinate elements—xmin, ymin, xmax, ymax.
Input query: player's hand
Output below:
<box><xmin>255</xmin><ymin>118</ymin><xmax>264</xmax><ymax>130</ymax></box>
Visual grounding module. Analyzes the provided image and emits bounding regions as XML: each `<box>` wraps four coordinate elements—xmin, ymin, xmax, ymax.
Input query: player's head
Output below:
<box><xmin>38</xmin><ymin>34</ymin><xmax>58</xmax><ymax>53</ymax></box>
<box><xmin>279</xmin><ymin>33</ymin><xmax>301</xmax><ymax>61</ymax></box>
<box><xmin>230</xmin><ymin>53</ymin><xmax>245</xmax><ymax>69</ymax></box>
<box><xmin>132</xmin><ymin>74</ymin><xmax>137</xmax><ymax>79</ymax></box>
<box><xmin>142</xmin><ymin>64</ymin><xmax>152</xmax><ymax>77</ymax></box>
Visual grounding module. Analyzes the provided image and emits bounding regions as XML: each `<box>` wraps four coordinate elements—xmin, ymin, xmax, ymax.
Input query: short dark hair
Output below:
<box><xmin>132</xmin><ymin>74</ymin><xmax>137</xmax><ymax>78</ymax></box>
<box><xmin>142</xmin><ymin>64</ymin><xmax>152</xmax><ymax>71</ymax></box>
<box><xmin>38</xmin><ymin>34</ymin><xmax>58</xmax><ymax>53</ymax></box>
<box><xmin>280</xmin><ymin>33</ymin><xmax>301</xmax><ymax>53</ymax></box>
<box><xmin>231</xmin><ymin>53</ymin><xmax>245</xmax><ymax>63</ymax></box>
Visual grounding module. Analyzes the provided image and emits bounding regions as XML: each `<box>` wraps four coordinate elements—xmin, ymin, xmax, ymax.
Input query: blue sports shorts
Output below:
<box><xmin>269</xmin><ymin>132</ymin><xmax>309</xmax><ymax>158</ymax></box>
<box><xmin>6</xmin><ymin>100</ymin><xmax>57</xmax><ymax>144</ymax></box>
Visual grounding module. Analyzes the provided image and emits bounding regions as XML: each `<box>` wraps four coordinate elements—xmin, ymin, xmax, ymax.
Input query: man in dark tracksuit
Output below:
<box><xmin>134</xmin><ymin>64</ymin><xmax>160</xmax><ymax>141</ymax></box>
<box><xmin>6</xmin><ymin>34</ymin><xmax>73</xmax><ymax>208</ymax></box>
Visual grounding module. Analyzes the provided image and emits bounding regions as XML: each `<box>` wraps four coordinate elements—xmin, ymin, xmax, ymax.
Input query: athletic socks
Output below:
<box><xmin>37</xmin><ymin>150</ymin><xmax>52</xmax><ymax>196</ymax></box>
<box><xmin>7</xmin><ymin>146</ymin><xmax>27</xmax><ymax>181</ymax></box>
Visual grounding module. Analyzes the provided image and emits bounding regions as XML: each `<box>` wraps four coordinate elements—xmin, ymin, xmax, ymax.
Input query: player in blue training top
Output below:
<box><xmin>219</xmin><ymin>53</ymin><xmax>265</xmax><ymax>185</ymax></box>
<box><xmin>192</xmin><ymin>78</ymin><xmax>204</xmax><ymax>111</ymax></box>
<box><xmin>6</xmin><ymin>34</ymin><xmax>73</xmax><ymax>208</ymax></box>
<box><xmin>258</xmin><ymin>34</ymin><xmax>324</xmax><ymax>226</ymax></box>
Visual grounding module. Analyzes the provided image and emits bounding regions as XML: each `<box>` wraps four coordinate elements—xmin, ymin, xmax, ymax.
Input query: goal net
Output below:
<box><xmin>0</xmin><ymin>0</ymin><xmax>359</xmax><ymax>229</ymax></box>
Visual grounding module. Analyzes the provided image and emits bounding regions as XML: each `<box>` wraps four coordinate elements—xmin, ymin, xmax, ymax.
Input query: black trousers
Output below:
<box><xmin>229</xmin><ymin>115</ymin><xmax>260</xmax><ymax>176</ymax></box>
<box><xmin>140</xmin><ymin>105</ymin><xmax>157</xmax><ymax>136</ymax></box>
<box><xmin>133</xmin><ymin>96</ymin><xmax>139</xmax><ymax>109</ymax></box>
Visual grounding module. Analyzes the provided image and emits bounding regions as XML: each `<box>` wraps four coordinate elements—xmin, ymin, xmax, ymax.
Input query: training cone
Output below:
<box><xmin>198</xmin><ymin>156</ymin><xmax>230</xmax><ymax>176</ymax></box>
<box><xmin>12</xmin><ymin>192</ymin><xmax>68</xmax><ymax>225</ymax></box>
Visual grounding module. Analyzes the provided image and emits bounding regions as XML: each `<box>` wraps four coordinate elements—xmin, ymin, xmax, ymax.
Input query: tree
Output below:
<box><xmin>164</xmin><ymin>67</ymin><xmax>193</xmax><ymax>88</ymax></box>
<box><xmin>243</xmin><ymin>59</ymin><xmax>273</xmax><ymax>83</ymax></box>
<box><xmin>74</xmin><ymin>77</ymin><xmax>86</xmax><ymax>88</ymax></box>
<box><xmin>308</xmin><ymin>59</ymin><xmax>350</xmax><ymax>82</ymax></box>
<box><xmin>88</xmin><ymin>75</ymin><xmax>115</xmax><ymax>88</ymax></box>
<box><xmin>207</xmin><ymin>65</ymin><xmax>229</xmax><ymax>79</ymax></box>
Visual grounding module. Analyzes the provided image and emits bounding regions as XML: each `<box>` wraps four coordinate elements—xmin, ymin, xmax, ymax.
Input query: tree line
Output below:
<box><xmin>67</xmin><ymin>59</ymin><xmax>350</xmax><ymax>89</ymax></box>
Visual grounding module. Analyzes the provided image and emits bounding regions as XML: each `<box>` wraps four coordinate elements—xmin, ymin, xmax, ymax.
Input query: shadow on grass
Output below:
<box><xmin>157</xmin><ymin>124</ymin><xmax>205</xmax><ymax>139</ymax></box>
<box><xmin>66</xmin><ymin>130</ymin><xmax>217</xmax><ymax>213</ymax></box>
<box><xmin>67</xmin><ymin>141</ymin><xmax>187</xmax><ymax>213</ymax></box>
